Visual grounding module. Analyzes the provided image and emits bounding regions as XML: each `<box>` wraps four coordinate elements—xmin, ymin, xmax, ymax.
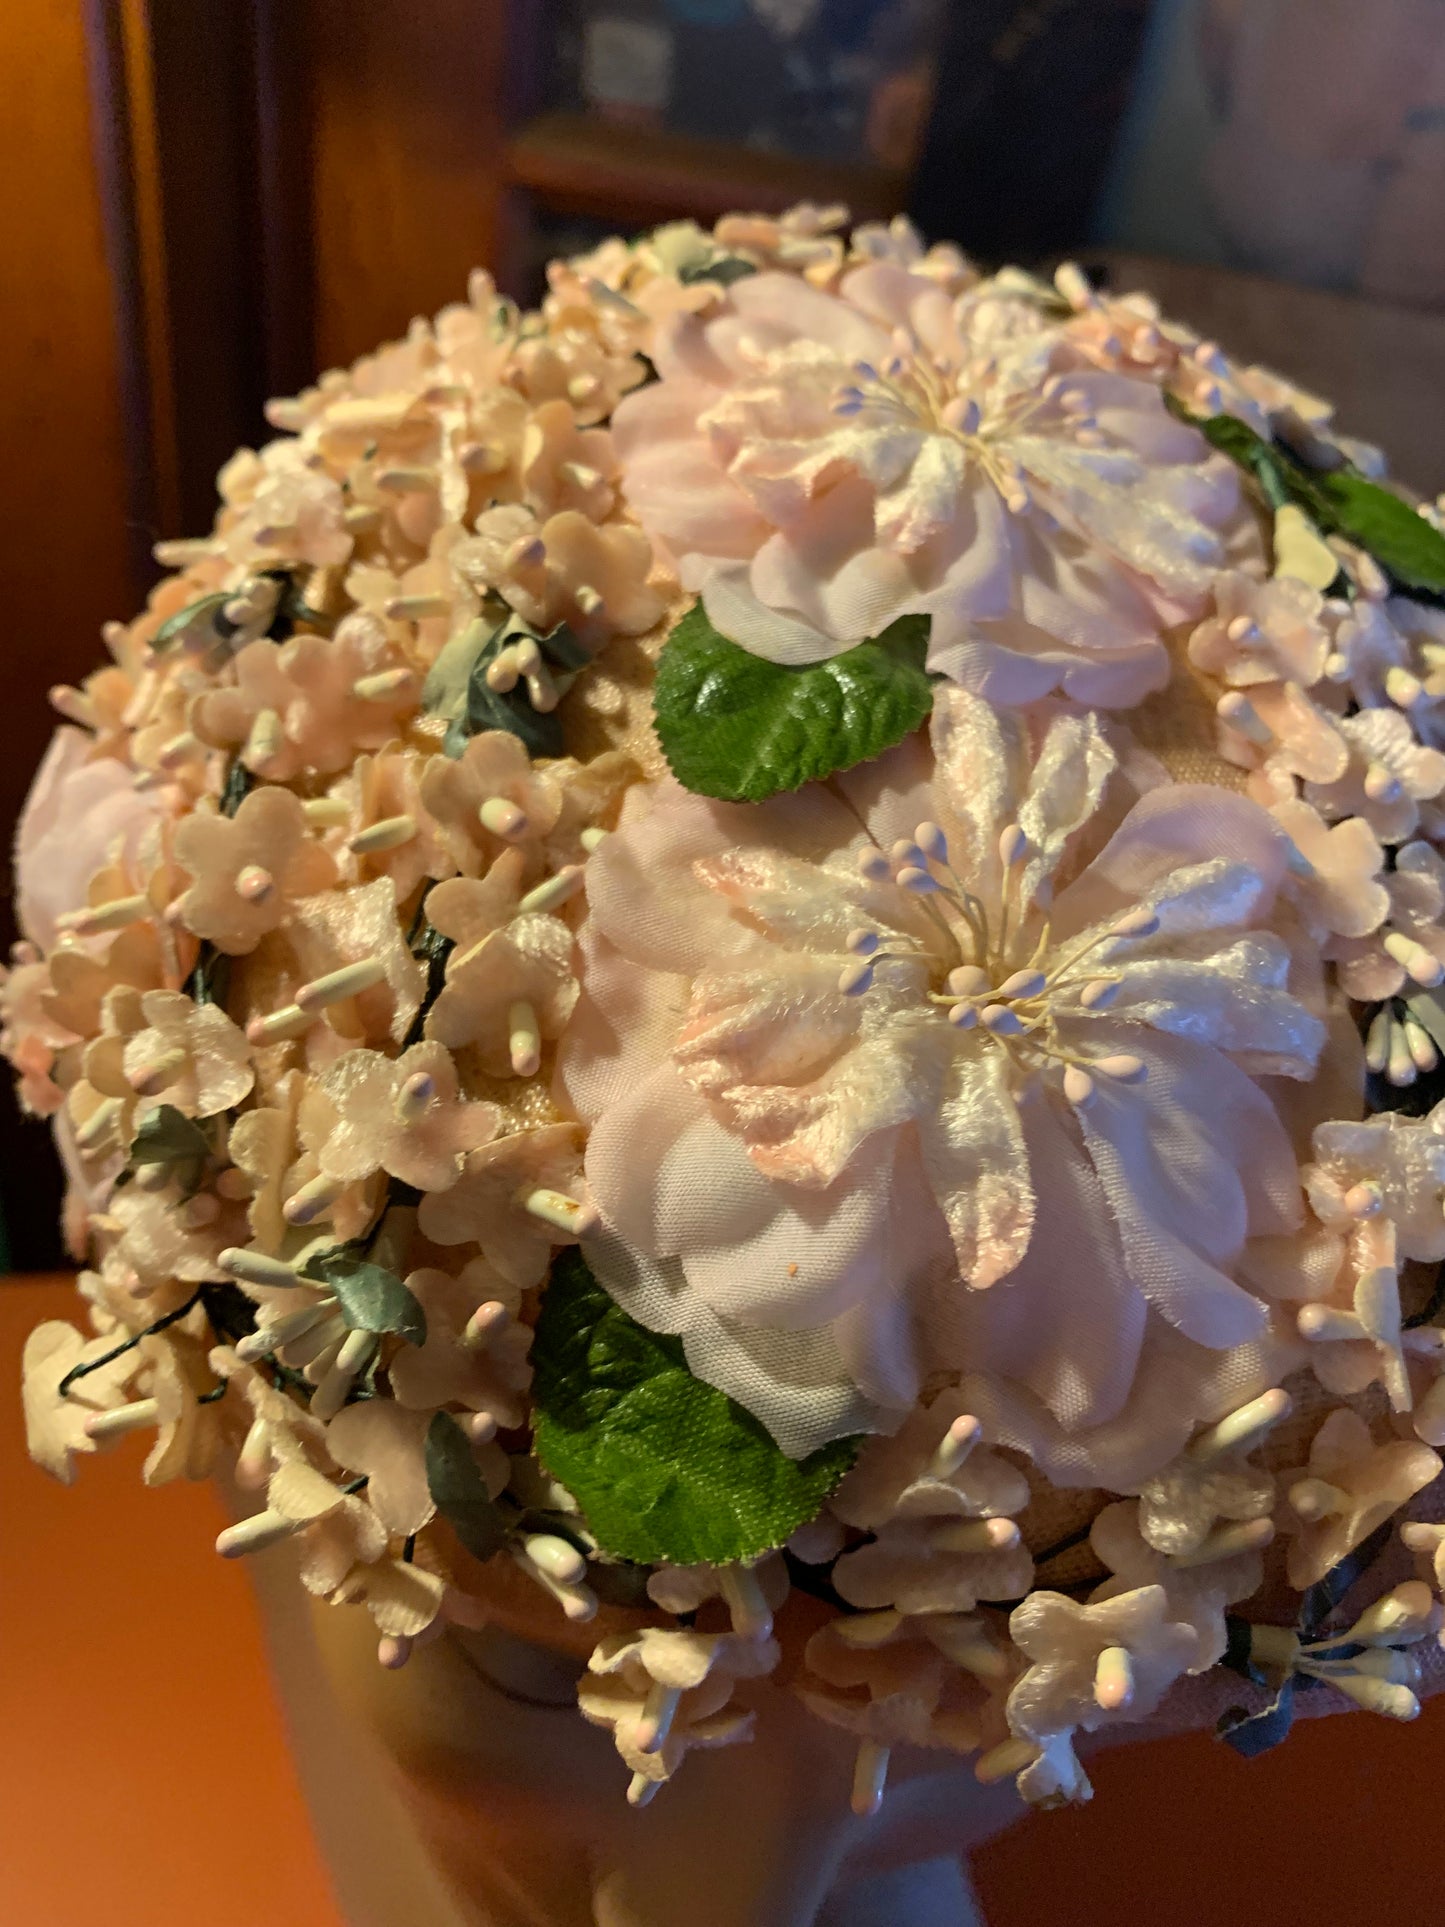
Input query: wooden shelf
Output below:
<box><xmin>503</xmin><ymin>111</ymin><xmax>907</xmax><ymax>229</ymax></box>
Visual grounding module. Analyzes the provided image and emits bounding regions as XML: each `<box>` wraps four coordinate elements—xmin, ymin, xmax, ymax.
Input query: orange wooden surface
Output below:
<box><xmin>0</xmin><ymin>1280</ymin><xmax>344</xmax><ymax>1927</ymax></box>
<box><xmin>4</xmin><ymin>1272</ymin><xmax>1442</xmax><ymax>1927</ymax></box>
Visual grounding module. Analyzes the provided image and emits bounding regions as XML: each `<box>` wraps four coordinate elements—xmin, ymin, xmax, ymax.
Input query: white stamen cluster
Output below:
<box><xmin>1365</xmin><ymin>1000</ymin><xmax>1443</xmax><ymax>1087</ymax></box>
<box><xmin>830</xmin><ymin>327</ymin><xmax>1105</xmax><ymax>517</ymax></box>
<box><xmin>1243</xmin><ymin>1581</ymin><xmax>1438</xmax><ymax>1721</ymax></box>
<box><xmin>843</xmin><ymin>819</ymin><xmax>1154</xmax><ymax>1107</ymax></box>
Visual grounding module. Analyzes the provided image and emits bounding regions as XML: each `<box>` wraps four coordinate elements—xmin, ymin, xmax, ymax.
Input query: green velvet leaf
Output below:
<box><xmin>425</xmin><ymin>1411</ymin><xmax>509</xmax><ymax>1562</ymax></box>
<box><xmin>420</xmin><ymin>616</ymin><xmax>494</xmax><ymax>726</ymax></box>
<box><xmin>1305</xmin><ymin>468</ymin><xmax>1445</xmax><ymax>596</ymax></box>
<box><xmin>652</xmin><ymin>603</ymin><xmax>933</xmax><ymax>802</ymax></box>
<box><xmin>531</xmin><ymin>1249</ymin><xmax>860</xmax><ymax>1566</ymax></box>
<box><xmin>1181</xmin><ymin>407</ymin><xmax>1293</xmax><ymax>509</ymax></box>
<box><xmin>300</xmin><ymin>1250</ymin><xmax>427</xmax><ymax>1346</ymax></box>
<box><xmin>1176</xmin><ymin>404</ymin><xmax>1445</xmax><ymax>595</ymax></box>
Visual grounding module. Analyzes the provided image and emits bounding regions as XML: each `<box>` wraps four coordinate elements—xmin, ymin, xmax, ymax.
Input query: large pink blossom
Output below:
<box><xmin>558</xmin><ymin>688</ymin><xmax>1346</xmax><ymax>1480</ymax></box>
<box><xmin>612</xmin><ymin>266</ymin><xmax>1245</xmax><ymax>706</ymax></box>
<box><xmin>15</xmin><ymin>728</ymin><xmax>169</xmax><ymax>954</ymax></box>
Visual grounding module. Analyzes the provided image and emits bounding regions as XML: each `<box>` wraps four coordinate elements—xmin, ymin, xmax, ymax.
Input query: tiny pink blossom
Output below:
<box><xmin>310</xmin><ymin>1041</ymin><xmax>499</xmax><ymax>1194</ymax></box>
<box><xmin>1279</xmin><ymin>1408</ymin><xmax>1440</xmax><ymax>1589</ymax></box>
<box><xmin>173</xmin><ymin>785</ymin><xmax>337</xmax><ymax>954</ymax></box>
<box><xmin>416</xmin><ymin>1123</ymin><xmax>589</xmax><ymax>1287</ymax></box>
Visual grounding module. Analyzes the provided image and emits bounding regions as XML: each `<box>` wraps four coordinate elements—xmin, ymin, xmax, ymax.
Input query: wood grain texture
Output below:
<box><xmin>0</xmin><ymin>0</ymin><xmax>142</xmax><ymax>1261</ymax></box>
<box><xmin>301</xmin><ymin>0</ymin><xmax>512</xmax><ymax>371</ymax></box>
<box><xmin>504</xmin><ymin>113</ymin><xmax>906</xmax><ymax>230</ymax></box>
<box><xmin>0</xmin><ymin>1280</ymin><xmax>344</xmax><ymax>1926</ymax></box>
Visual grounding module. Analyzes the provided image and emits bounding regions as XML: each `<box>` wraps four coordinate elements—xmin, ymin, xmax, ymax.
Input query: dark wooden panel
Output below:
<box><xmin>301</xmin><ymin>0</ymin><xmax>513</xmax><ymax>370</ymax></box>
<box><xmin>0</xmin><ymin>0</ymin><xmax>144</xmax><ymax>1262</ymax></box>
<box><xmin>505</xmin><ymin>112</ymin><xmax>907</xmax><ymax>232</ymax></box>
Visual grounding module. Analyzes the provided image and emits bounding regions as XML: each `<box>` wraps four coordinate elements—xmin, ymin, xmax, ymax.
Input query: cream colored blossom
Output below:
<box><xmin>21</xmin><ymin>1320</ymin><xmax>135</xmax><ymax>1482</ymax></box>
<box><xmin>418</xmin><ymin>731</ymin><xmax>564</xmax><ymax>880</ymax></box>
<box><xmin>324</xmin><ymin>1401</ymin><xmax>436</xmax><ymax>1537</ymax></box>
<box><xmin>1326</xmin><ymin>840</ymin><xmax>1445</xmax><ymax>1002</ymax></box>
<box><xmin>833</xmin><ymin>1519</ymin><xmax>1034</xmax><ymax>1617</ymax></box>
<box><xmin>119</xmin><ymin>988</ymin><xmax>253</xmax><ymax>1116</ymax></box>
<box><xmin>195</xmin><ymin>616</ymin><xmax>415</xmax><ymax>780</ymax></box>
<box><xmin>104</xmin><ymin>1181</ymin><xmax>235</xmax><ymax>1293</ymax></box>
<box><xmin>1280</xmin><ymin>1409</ymin><xmax>1440</xmax><ymax>1589</ymax></box>
<box><xmin>218</xmin><ymin>440</ymin><xmax>351</xmax><ymax>569</ymax></box>
<box><xmin>416</xmin><ymin>1123</ymin><xmax>591</xmax><ymax>1288</ymax></box>
<box><xmin>456</xmin><ymin>505</ymin><xmax>664</xmax><ymax>643</ymax></box>
<box><xmin>1133</xmin><ymin>1388</ymin><xmax>1291</xmax><ymax>1559</ymax></box>
<box><xmin>1006</xmin><ymin>1586</ymin><xmax>1198</xmax><ymax>1747</ymax></box>
<box><xmin>329</xmin><ymin>748</ymin><xmax>454</xmax><ymax>899</ymax></box>
<box><xmin>1273</xmin><ymin>1112</ymin><xmax>1445</xmax><ymax>1412</ymax></box>
<box><xmin>173</xmin><ymin>786</ymin><xmax>337</xmax><ymax>954</ymax></box>
<box><xmin>1269</xmin><ymin>797</ymin><xmax>1387</xmax><ymax>943</ymax></box>
<box><xmin>798</xmin><ymin>1611</ymin><xmax>1012</xmax><ymax>1760</ymax></box>
<box><xmin>713</xmin><ymin>202</ymin><xmax>851</xmax><ymax>281</ymax></box>
<box><xmin>510</xmin><ymin>324</ymin><xmax>645</xmax><ymax>429</ymax></box>
<box><xmin>1190</xmin><ymin>572</ymin><xmax>1348</xmax><ymax>787</ymax></box>
<box><xmin>579</xmin><ymin>1625</ymin><xmax>779</xmax><ymax>1803</ymax></box>
<box><xmin>310</xmin><ymin>1041</ymin><xmax>498</xmax><ymax>1193</ymax></box>
<box><xmin>1089</xmin><ymin>1500</ymin><xmax>1263</xmax><ymax>1673</ymax></box>
<box><xmin>227</xmin><ymin>1069</ymin><xmax>376</xmax><ymax>1250</ymax></box>
<box><xmin>829</xmin><ymin>1394</ymin><xmax>1033</xmax><ymax>1613</ymax></box>
<box><xmin>284</xmin><ymin>875</ymin><xmax>426</xmax><ymax>1051</ymax></box>
<box><xmin>832</xmin><ymin>1392</ymin><xmax>1030</xmax><ymax>1527</ymax></box>
<box><xmin>208</xmin><ymin>1342</ymin><xmax>325</xmax><ymax>1487</ymax></box>
<box><xmin>1306</xmin><ymin>708</ymin><xmax>1445</xmax><ymax>846</ymax></box>
<box><xmin>423</xmin><ymin>864</ymin><xmax>578</xmax><ymax>1077</ymax></box>
<box><xmin>129</xmin><ymin>1326</ymin><xmax>228</xmax><ymax>1485</ymax></box>
<box><xmin>645</xmin><ymin>1555</ymin><xmax>788</xmax><ymax>1639</ymax></box>
<box><xmin>40</xmin><ymin>924</ymin><xmax>170</xmax><ymax>1041</ymax></box>
<box><xmin>387</xmin><ymin>1261</ymin><xmax>531</xmax><ymax>1430</ymax></box>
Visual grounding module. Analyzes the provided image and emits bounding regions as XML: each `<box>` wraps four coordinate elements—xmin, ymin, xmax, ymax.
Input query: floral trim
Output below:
<box><xmin>11</xmin><ymin>204</ymin><xmax>1445</xmax><ymax>1825</ymax></box>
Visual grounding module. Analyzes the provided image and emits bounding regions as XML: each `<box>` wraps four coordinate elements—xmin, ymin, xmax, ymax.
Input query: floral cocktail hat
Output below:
<box><xmin>13</xmin><ymin>207</ymin><xmax>1445</xmax><ymax>1814</ymax></box>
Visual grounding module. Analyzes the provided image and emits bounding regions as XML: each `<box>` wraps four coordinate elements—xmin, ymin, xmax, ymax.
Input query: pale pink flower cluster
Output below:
<box><xmin>14</xmin><ymin>207</ymin><xmax>1445</xmax><ymax>1829</ymax></box>
<box><xmin>1186</xmin><ymin>567</ymin><xmax>1445</xmax><ymax>1076</ymax></box>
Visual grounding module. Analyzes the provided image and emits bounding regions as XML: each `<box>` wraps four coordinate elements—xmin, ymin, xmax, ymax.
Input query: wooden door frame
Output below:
<box><xmin>85</xmin><ymin>0</ymin><xmax>315</xmax><ymax>553</ymax></box>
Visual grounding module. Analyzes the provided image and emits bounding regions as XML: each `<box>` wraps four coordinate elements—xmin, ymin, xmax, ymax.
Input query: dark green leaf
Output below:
<box><xmin>586</xmin><ymin>1560</ymin><xmax>654</xmax><ymax>1609</ymax></box>
<box><xmin>425</xmin><ymin>1411</ymin><xmax>509</xmax><ymax>1562</ymax></box>
<box><xmin>535</xmin><ymin>620</ymin><xmax>591</xmax><ymax>673</ymax></box>
<box><xmin>153</xmin><ymin>592</ymin><xmax>229</xmax><ymax>654</ymax></box>
<box><xmin>1182</xmin><ymin>409</ymin><xmax>1293</xmax><ymax>510</ymax></box>
<box><xmin>300</xmin><ymin>1250</ymin><xmax>427</xmax><ymax>1346</ymax></box>
<box><xmin>1218</xmin><ymin>1677</ymin><xmax>1296</xmax><ymax>1758</ymax></box>
<box><xmin>1304</xmin><ymin>468</ymin><xmax>1445</xmax><ymax>597</ymax></box>
<box><xmin>652</xmin><ymin>604</ymin><xmax>934</xmax><ymax>802</ymax></box>
<box><xmin>421</xmin><ymin>616</ymin><xmax>494</xmax><ymax>726</ymax></box>
<box><xmin>220</xmin><ymin>757</ymin><xmax>255</xmax><ymax>818</ymax></box>
<box><xmin>678</xmin><ymin>255</ymin><xmax>756</xmax><ymax>288</ymax></box>
<box><xmin>531</xmin><ymin>1249</ymin><xmax>859</xmax><ymax>1566</ymax></box>
<box><xmin>1175</xmin><ymin>403</ymin><xmax>1445</xmax><ymax>595</ymax></box>
<box><xmin>129</xmin><ymin>1104</ymin><xmax>211</xmax><ymax>1169</ymax></box>
<box><xmin>424</xmin><ymin>612</ymin><xmax>568</xmax><ymax>760</ymax></box>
